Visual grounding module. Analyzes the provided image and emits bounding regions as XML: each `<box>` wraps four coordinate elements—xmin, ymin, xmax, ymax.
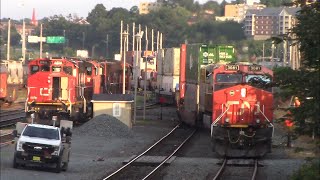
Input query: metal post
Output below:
<box><xmin>157</xmin><ymin>31</ymin><xmax>159</xmax><ymax>52</ymax></box>
<box><xmin>160</xmin><ymin>33</ymin><xmax>163</xmax><ymax>49</ymax></box>
<box><xmin>144</xmin><ymin>26</ymin><xmax>148</xmax><ymax>120</ymax></box>
<box><xmin>133</xmin><ymin>38</ymin><xmax>139</xmax><ymax>124</ymax></box>
<box><xmin>120</xmin><ymin>20</ymin><xmax>123</xmax><ymax>58</ymax></box>
<box><xmin>7</xmin><ymin>18</ymin><xmax>11</xmax><ymax>60</ymax></box>
<box><xmin>122</xmin><ymin>31</ymin><xmax>129</xmax><ymax>94</ymax></box>
<box><xmin>151</xmin><ymin>29</ymin><xmax>154</xmax><ymax>52</ymax></box>
<box><xmin>132</xmin><ymin>22</ymin><xmax>135</xmax><ymax>52</ymax></box>
<box><xmin>22</xmin><ymin>20</ymin><xmax>26</xmax><ymax>62</ymax></box>
<box><xmin>31</xmin><ymin>113</ymin><xmax>35</xmax><ymax>124</ymax></box>
<box><xmin>52</xmin><ymin>116</ymin><xmax>57</xmax><ymax>127</ymax></box>
<box><xmin>40</xmin><ymin>23</ymin><xmax>43</xmax><ymax>58</ymax></box>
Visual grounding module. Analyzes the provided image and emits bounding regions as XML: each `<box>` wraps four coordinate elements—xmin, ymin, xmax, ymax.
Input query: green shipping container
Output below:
<box><xmin>216</xmin><ymin>45</ymin><xmax>236</xmax><ymax>63</ymax></box>
<box><xmin>185</xmin><ymin>44</ymin><xmax>235</xmax><ymax>84</ymax></box>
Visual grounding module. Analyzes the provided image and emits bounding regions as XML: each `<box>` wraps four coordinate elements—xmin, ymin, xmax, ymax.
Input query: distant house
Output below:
<box><xmin>74</xmin><ymin>18</ymin><xmax>90</xmax><ymax>25</ymax></box>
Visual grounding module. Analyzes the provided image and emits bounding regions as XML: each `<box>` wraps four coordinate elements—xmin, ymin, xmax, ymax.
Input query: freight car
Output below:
<box><xmin>177</xmin><ymin>44</ymin><xmax>273</xmax><ymax>158</ymax></box>
<box><xmin>0</xmin><ymin>61</ymin><xmax>27</xmax><ymax>105</ymax></box>
<box><xmin>25</xmin><ymin>57</ymin><xmax>131</xmax><ymax>124</ymax></box>
<box><xmin>158</xmin><ymin>44</ymin><xmax>235</xmax><ymax>105</ymax></box>
<box><xmin>0</xmin><ymin>65</ymin><xmax>8</xmax><ymax>104</ymax></box>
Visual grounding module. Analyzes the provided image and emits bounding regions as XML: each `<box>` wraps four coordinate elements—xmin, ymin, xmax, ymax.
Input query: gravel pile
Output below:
<box><xmin>73</xmin><ymin>114</ymin><xmax>134</xmax><ymax>138</ymax></box>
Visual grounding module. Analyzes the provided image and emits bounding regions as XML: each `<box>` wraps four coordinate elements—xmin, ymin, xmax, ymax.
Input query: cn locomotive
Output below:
<box><xmin>177</xmin><ymin>44</ymin><xmax>274</xmax><ymax>157</ymax></box>
<box><xmin>25</xmin><ymin>57</ymin><xmax>131</xmax><ymax>123</ymax></box>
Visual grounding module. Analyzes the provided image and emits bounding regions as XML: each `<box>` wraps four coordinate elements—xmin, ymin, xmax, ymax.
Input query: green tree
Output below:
<box><xmin>274</xmin><ymin>2</ymin><xmax>320</xmax><ymax>136</ymax></box>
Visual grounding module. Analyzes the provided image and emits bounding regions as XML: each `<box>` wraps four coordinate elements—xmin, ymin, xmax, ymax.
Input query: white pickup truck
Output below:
<box><xmin>12</xmin><ymin>120</ymin><xmax>72</xmax><ymax>173</ymax></box>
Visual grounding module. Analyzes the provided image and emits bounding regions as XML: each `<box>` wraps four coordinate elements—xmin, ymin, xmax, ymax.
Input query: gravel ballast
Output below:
<box><xmin>73</xmin><ymin>114</ymin><xmax>134</xmax><ymax>138</ymax></box>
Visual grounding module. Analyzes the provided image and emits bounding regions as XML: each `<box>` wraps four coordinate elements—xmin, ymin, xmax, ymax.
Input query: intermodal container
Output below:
<box><xmin>179</xmin><ymin>44</ymin><xmax>187</xmax><ymax>100</ymax></box>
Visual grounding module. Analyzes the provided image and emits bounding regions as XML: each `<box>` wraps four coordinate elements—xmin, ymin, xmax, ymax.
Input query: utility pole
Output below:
<box><xmin>122</xmin><ymin>31</ymin><xmax>129</xmax><ymax>94</ymax></box>
<box><xmin>132</xmin><ymin>22</ymin><xmax>135</xmax><ymax>52</ymax></box>
<box><xmin>134</xmin><ymin>31</ymin><xmax>143</xmax><ymax>124</ymax></box>
<box><xmin>144</xmin><ymin>26</ymin><xmax>148</xmax><ymax>120</ymax></box>
<box><xmin>160</xmin><ymin>33</ymin><xmax>163</xmax><ymax>49</ymax></box>
<box><xmin>151</xmin><ymin>29</ymin><xmax>154</xmax><ymax>52</ymax></box>
<box><xmin>40</xmin><ymin>23</ymin><xmax>43</xmax><ymax>58</ymax></box>
<box><xmin>7</xmin><ymin>18</ymin><xmax>11</xmax><ymax>60</ymax></box>
<box><xmin>157</xmin><ymin>31</ymin><xmax>159</xmax><ymax>52</ymax></box>
<box><xmin>22</xmin><ymin>20</ymin><xmax>26</xmax><ymax>63</ymax></box>
<box><xmin>120</xmin><ymin>20</ymin><xmax>123</xmax><ymax>58</ymax></box>
<box><xmin>127</xmin><ymin>24</ymin><xmax>129</xmax><ymax>51</ymax></box>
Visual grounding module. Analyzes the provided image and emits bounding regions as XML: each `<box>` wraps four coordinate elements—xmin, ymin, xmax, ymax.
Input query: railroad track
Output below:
<box><xmin>213</xmin><ymin>158</ymin><xmax>259</xmax><ymax>180</ymax></box>
<box><xmin>0</xmin><ymin>108</ymin><xmax>25</xmax><ymax>128</ymax></box>
<box><xmin>103</xmin><ymin>124</ymin><xmax>196</xmax><ymax>180</ymax></box>
<box><xmin>0</xmin><ymin>132</ymin><xmax>14</xmax><ymax>147</ymax></box>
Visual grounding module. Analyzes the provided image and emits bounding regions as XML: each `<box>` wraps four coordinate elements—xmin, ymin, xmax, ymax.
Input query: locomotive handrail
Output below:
<box><xmin>255</xmin><ymin>104</ymin><xmax>274</xmax><ymax>137</ymax></box>
<box><xmin>211</xmin><ymin>105</ymin><xmax>230</xmax><ymax>137</ymax></box>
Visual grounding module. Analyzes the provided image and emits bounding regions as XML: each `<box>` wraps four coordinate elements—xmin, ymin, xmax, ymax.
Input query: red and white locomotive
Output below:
<box><xmin>25</xmin><ymin>57</ymin><xmax>131</xmax><ymax>123</ymax></box>
<box><xmin>178</xmin><ymin>56</ymin><xmax>274</xmax><ymax>157</ymax></box>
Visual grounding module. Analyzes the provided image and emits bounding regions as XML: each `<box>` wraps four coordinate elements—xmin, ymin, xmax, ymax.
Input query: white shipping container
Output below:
<box><xmin>163</xmin><ymin>48</ymin><xmax>180</xmax><ymax>76</ymax></box>
<box><xmin>157</xmin><ymin>74</ymin><xmax>179</xmax><ymax>93</ymax></box>
<box><xmin>156</xmin><ymin>49</ymin><xmax>165</xmax><ymax>75</ymax></box>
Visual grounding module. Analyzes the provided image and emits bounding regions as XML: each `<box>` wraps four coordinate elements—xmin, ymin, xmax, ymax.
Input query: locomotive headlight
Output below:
<box><xmin>225</xmin><ymin>117</ymin><xmax>230</xmax><ymax>123</ymax></box>
<box><xmin>48</xmin><ymin>80</ymin><xmax>51</xmax><ymax>83</ymax></box>
<box><xmin>241</xmin><ymin>88</ymin><xmax>247</xmax><ymax>97</ymax></box>
<box><xmin>256</xmin><ymin>118</ymin><xmax>260</xmax><ymax>124</ymax></box>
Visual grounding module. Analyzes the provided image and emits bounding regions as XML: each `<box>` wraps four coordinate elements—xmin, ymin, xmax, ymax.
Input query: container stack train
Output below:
<box><xmin>0</xmin><ymin>60</ymin><xmax>27</xmax><ymax>105</ymax></box>
<box><xmin>25</xmin><ymin>57</ymin><xmax>132</xmax><ymax>123</ymax></box>
<box><xmin>155</xmin><ymin>43</ymin><xmax>274</xmax><ymax>158</ymax></box>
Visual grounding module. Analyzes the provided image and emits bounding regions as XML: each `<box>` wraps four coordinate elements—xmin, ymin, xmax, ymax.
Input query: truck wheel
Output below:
<box><xmin>13</xmin><ymin>153</ymin><xmax>19</xmax><ymax>168</ymax></box>
<box><xmin>54</xmin><ymin>158</ymin><xmax>62</xmax><ymax>173</ymax></box>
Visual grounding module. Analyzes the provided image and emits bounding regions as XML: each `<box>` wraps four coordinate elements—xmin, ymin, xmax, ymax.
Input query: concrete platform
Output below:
<box><xmin>123</xmin><ymin>155</ymin><xmax>177</xmax><ymax>166</ymax></box>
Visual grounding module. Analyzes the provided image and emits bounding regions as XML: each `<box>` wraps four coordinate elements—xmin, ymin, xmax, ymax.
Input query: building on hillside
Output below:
<box><xmin>244</xmin><ymin>7</ymin><xmax>300</xmax><ymax>40</ymax></box>
<box><xmin>139</xmin><ymin>1</ymin><xmax>163</xmax><ymax>15</ymax></box>
<box><xmin>216</xmin><ymin>2</ymin><xmax>266</xmax><ymax>22</ymax></box>
<box><xmin>244</xmin><ymin>7</ymin><xmax>301</xmax><ymax>70</ymax></box>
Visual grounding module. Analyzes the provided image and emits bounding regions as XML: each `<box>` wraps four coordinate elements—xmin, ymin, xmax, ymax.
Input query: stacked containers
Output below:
<box><xmin>183</xmin><ymin>44</ymin><xmax>235</xmax><ymax>125</ymax></box>
<box><xmin>156</xmin><ymin>48</ymin><xmax>180</xmax><ymax>93</ymax></box>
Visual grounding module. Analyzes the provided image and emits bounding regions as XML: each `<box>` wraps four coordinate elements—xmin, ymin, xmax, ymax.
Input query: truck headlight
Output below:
<box><xmin>52</xmin><ymin>146</ymin><xmax>60</xmax><ymax>156</ymax></box>
<box><xmin>17</xmin><ymin>141</ymin><xmax>25</xmax><ymax>151</ymax></box>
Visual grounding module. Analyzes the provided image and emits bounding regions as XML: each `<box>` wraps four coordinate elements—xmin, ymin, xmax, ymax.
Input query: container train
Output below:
<box><xmin>175</xmin><ymin>43</ymin><xmax>274</xmax><ymax>157</ymax></box>
<box><xmin>0</xmin><ymin>61</ymin><xmax>27</xmax><ymax>105</ymax></box>
<box><xmin>155</xmin><ymin>44</ymin><xmax>236</xmax><ymax>105</ymax></box>
<box><xmin>25</xmin><ymin>57</ymin><xmax>131</xmax><ymax>123</ymax></box>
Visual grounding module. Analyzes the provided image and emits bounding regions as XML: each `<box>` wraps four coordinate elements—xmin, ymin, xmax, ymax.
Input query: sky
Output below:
<box><xmin>0</xmin><ymin>0</ymin><xmax>233</xmax><ymax>20</ymax></box>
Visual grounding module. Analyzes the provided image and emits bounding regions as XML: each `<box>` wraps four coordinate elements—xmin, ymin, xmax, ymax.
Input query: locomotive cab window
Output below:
<box><xmin>63</xmin><ymin>66</ymin><xmax>73</xmax><ymax>75</ymax></box>
<box><xmin>30</xmin><ymin>65</ymin><xmax>39</xmax><ymax>75</ymax></box>
<box><xmin>216</xmin><ymin>74</ymin><xmax>242</xmax><ymax>83</ymax></box>
<box><xmin>86</xmin><ymin>67</ymin><xmax>92</xmax><ymax>75</ymax></box>
<box><xmin>246</xmin><ymin>74</ymin><xmax>272</xmax><ymax>91</ymax></box>
<box><xmin>41</xmin><ymin>65</ymin><xmax>50</xmax><ymax>72</ymax></box>
<box><xmin>52</xmin><ymin>66</ymin><xmax>61</xmax><ymax>72</ymax></box>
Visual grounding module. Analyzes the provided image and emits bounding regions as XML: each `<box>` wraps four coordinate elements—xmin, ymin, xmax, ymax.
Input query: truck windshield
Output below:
<box><xmin>22</xmin><ymin>126</ymin><xmax>60</xmax><ymax>140</ymax></box>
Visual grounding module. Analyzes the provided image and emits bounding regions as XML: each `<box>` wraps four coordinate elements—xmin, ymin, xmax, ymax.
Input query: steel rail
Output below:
<box><xmin>103</xmin><ymin>124</ymin><xmax>181</xmax><ymax>180</ymax></box>
<box><xmin>213</xmin><ymin>158</ymin><xmax>228</xmax><ymax>180</ymax></box>
<box><xmin>251</xmin><ymin>159</ymin><xmax>258</xmax><ymax>180</ymax></box>
<box><xmin>0</xmin><ymin>132</ymin><xmax>14</xmax><ymax>147</ymax></box>
<box><xmin>142</xmin><ymin>129</ymin><xmax>196</xmax><ymax>180</ymax></box>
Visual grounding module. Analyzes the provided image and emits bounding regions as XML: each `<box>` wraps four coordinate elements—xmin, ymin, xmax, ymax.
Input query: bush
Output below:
<box><xmin>291</xmin><ymin>160</ymin><xmax>320</xmax><ymax>180</ymax></box>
